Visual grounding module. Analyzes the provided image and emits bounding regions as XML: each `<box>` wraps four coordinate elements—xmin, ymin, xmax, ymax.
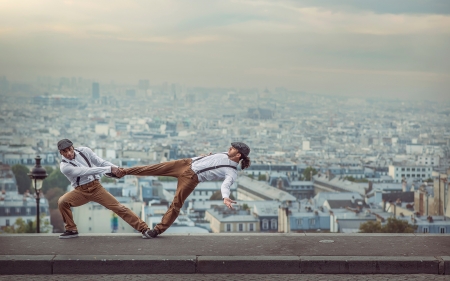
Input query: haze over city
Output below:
<box><xmin>1</xmin><ymin>0</ymin><xmax>450</xmax><ymax>100</ymax></box>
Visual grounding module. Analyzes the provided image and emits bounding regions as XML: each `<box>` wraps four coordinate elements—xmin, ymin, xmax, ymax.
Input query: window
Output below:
<box><xmin>310</xmin><ymin>218</ymin><xmax>316</xmax><ymax>225</ymax></box>
<box><xmin>249</xmin><ymin>224</ymin><xmax>254</xmax><ymax>231</ymax></box>
<box><xmin>412</xmin><ymin>168</ymin><xmax>415</xmax><ymax>171</ymax></box>
<box><xmin>401</xmin><ymin>168</ymin><xmax>405</xmax><ymax>171</ymax></box>
<box><xmin>199</xmin><ymin>191</ymin><xmax>202</xmax><ymax>195</ymax></box>
<box><xmin>401</xmin><ymin>174</ymin><xmax>405</xmax><ymax>177</ymax></box>
<box><xmin>271</xmin><ymin>219</ymin><xmax>277</xmax><ymax>230</ymax></box>
<box><xmin>26</xmin><ymin>208</ymin><xmax>30</xmax><ymax>215</ymax></box>
<box><xmin>5</xmin><ymin>208</ymin><xmax>10</xmax><ymax>215</ymax></box>
<box><xmin>16</xmin><ymin>207</ymin><xmax>20</xmax><ymax>214</ymax></box>
<box><xmin>439</xmin><ymin>227</ymin><xmax>446</xmax><ymax>233</ymax></box>
<box><xmin>6</xmin><ymin>219</ymin><xmax>10</xmax><ymax>226</ymax></box>
<box><xmin>89</xmin><ymin>227</ymin><xmax>92</xmax><ymax>231</ymax></box>
<box><xmin>239</xmin><ymin>223</ymin><xmax>243</xmax><ymax>231</ymax></box>
<box><xmin>422</xmin><ymin>168</ymin><xmax>425</xmax><ymax>171</ymax></box>
<box><xmin>297</xmin><ymin>219</ymin><xmax>303</xmax><ymax>225</ymax></box>
<box><xmin>422</xmin><ymin>227</ymin><xmax>429</xmax><ymax>233</ymax></box>
<box><xmin>226</xmin><ymin>224</ymin><xmax>231</xmax><ymax>232</ymax></box>
<box><xmin>422</xmin><ymin>174</ymin><xmax>425</xmax><ymax>178</ymax></box>
<box><xmin>262</xmin><ymin>219</ymin><xmax>269</xmax><ymax>230</ymax></box>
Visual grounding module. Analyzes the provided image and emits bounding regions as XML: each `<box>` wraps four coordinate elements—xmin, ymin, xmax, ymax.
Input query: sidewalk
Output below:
<box><xmin>0</xmin><ymin>233</ymin><xmax>449</xmax><ymax>275</ymax></box>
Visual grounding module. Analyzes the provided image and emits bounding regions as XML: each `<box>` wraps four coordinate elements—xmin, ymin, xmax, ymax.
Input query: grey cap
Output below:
<box><xmin>57</xmin><ymin>139</ymin><xmax>73</xmax><ymax>150</ymax></box>
<box><xmin>231</xmin><ymin>142</ymin><xmax>250</xmax><ymax>158</ymax></box>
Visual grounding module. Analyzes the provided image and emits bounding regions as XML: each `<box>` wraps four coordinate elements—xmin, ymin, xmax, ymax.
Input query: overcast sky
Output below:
<box><xmin>1</xmin><ymin>0</ymin><xmax>449</xmax><ymax>100</ymax></box>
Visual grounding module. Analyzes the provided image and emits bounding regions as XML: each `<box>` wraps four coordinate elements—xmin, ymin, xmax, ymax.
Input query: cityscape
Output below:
<box><xmin>0</xmin><ymin>76</ymin><xmax>449</xmax><ymax>235</ymax></box>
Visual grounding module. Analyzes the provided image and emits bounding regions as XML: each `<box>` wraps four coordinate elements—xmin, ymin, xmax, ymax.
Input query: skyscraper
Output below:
<box><xmin>92</xmin><ymin>82</ymin><xmax>100</xmax><ymax>99</ymax></box>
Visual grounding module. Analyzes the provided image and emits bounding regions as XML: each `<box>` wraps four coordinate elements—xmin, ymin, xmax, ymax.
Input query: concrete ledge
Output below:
<box><xmin>0</xmin><ymin>255</ymin><xmax>446</xmax><ymax>275</ymax></box>
<box><xmin>443</xmin><ymin>256</ymin><xmax>450</xmax><ymax>275</ymax></box>
<box><xmin>53</xmin><ymin>255</ymin><xmax>196</xmax><ymax>274</ymax></box>
<box><xmin>197</xmin><ymin>256</ymin><xmax>300</xmax><ymax>274</ymax></box>
<box><xmin>0</xmin><ymin>255</ymin><xmax>54</xmax><ymax>275</ymax></box>
<box><xmin>300</xmin><ymin>256</ymin><xmax>439</xmax><ymax>274</ymax></box>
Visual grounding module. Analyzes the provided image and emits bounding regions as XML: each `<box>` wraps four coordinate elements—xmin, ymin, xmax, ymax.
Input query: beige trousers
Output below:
<box><xmin>120</xmin><ymin>158</ymin><xmax>199</xmax><ymax>234</ymax></box>
<box><xmin>58</xmin><ymin>180</ymin><xmax>148</xmax><ymax>232</ymax></box>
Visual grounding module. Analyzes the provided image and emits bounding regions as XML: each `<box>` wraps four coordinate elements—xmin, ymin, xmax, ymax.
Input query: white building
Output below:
<box><xmin>416</xmin><ymin>155</ymin><xmax>439</xmax><ymax>166</ymax></box>
<box><xmin>388</xmin><ymin>164</ymin><xmax>433</xmax><ymax>183</ymax></box>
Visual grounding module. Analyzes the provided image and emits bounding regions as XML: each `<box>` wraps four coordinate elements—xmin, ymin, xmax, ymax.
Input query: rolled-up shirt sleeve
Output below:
<box><xmin>220</xmin><ymin>170</ymin><xmax>237</xmax><ymax>199</ymax></box>
<box><xmin>61</xmin><ymin>163</ymin><xmax>111</xmax><ymax>179</ymax></box>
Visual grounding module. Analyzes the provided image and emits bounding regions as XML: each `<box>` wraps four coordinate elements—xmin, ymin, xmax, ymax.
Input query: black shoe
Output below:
<box><xmin>104</xmin><ymin>172</ymin><xmax>120</xmax><ymax>179</ymax></box>
<box><xmin>142</xmin><ymin>228</ymin><xmax>159</xmax><ymax>239</ymax></box>
<box><xmin>59</xmin><ymin>230</ymin><xmax>79</xmax><ymax>239</ymax></box>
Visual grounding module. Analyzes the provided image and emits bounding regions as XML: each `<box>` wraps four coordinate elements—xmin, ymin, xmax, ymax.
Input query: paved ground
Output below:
<box><xmin>1</xmin><ymin>233</ymin><xmax>448</xmax><ymax>257</ymax></box>
<box><xmin>1</xmin><ymin>233</ymin><xmax>449</xmax><ymax>275</ymax></box>
<box><xmin>1</xmin><ymin>274</ymin><xmax>448</xmax><ymax>281</ymax></box>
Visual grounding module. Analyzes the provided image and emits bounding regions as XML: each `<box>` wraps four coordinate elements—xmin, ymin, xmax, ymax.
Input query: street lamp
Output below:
<box><xmin>28</xmin><ymin>155</ymin><xmax>48</xmax><ymax>233</ymax></box>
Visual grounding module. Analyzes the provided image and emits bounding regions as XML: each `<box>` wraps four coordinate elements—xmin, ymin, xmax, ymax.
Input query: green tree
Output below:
<box><xmin>3</xmin><ymin>215</ymin><xmax>52</xmax><ymax>233</ymax></box>
<box><xmin>303</xmin><ymin>167</ymin><xmax>318</xmax><ymax>181</ymax></box>
<box><xmin>210</xmin><ymin>190</ymin><xmax>235</xmax><ymax>200</ymax></box>
<box><xmin>258</xmin><ymin>174</ymin><xmax>267</xmax><ymax>181</ymax></box>
<box><xmin>359</xmin><ymin>217</ymin><xmax>418</xmax><ymax>233</ymax></box>
<box><xmin>359</xmin><ymin>221</ymin><xmax>382</xmax><ymax>233</ymax></box>
<box><xmin>101</xmin><ymin>176</ymin><xmax>115</xmax><ymax>183</ymax></box>
<box><xmin>247</xmin><ymin>174</ymin><xmax>254</xmax><ymax>179</ymax></box>
<box><xmin>242</xmin><ymin>203</ymin><xmax>250</xmax><ymax>211</ymax></box>
<box><xmin>157</xmin><ymin>176</ymin><xmax>177</xmax><ymax>182</ymax></box>
<box><xmin>42</xmin><ymin>169</ymin><xmax>70</xmax><ymax>194</ymax></box>
<box><xmin>11</xmin><ymin>164</ymin><xmax>31</xmax><ymax>194</ymax></box>
<box><xmin>381</xmin><ymin>217</ymin><xmax>418</xmax><ymax>233</ymax></box>
<box><xmin>44</xmin><ymin>166</ymin><xmax>54</xmax><ymax>175</ymax></box>
<box><xmin>45</xmin><ymin>187</ymin><xmax>65</xmax><ymax>209</ymax></box>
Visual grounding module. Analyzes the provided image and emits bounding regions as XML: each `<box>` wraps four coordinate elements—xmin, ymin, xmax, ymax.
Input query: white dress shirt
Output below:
<box><xmin>191</xmin><ymin>153</ymin><xmax>238</xmax><ymax>199</ymax></box>
<box><xmin>60</xmin><ymin>147</ymin><xmax>117</xmax><ymax>187</ymax></box>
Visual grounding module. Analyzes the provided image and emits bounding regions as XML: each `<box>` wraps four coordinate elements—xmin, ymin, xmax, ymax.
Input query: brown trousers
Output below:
<box><xmin>121</xmin><ymin>158</ymin><xmax>199</xmax><ymax>234</ymax></box>
<box><xmin>58</xmin><ymin>180</ymin><xmax>149</xmax><ymax>232</ymax></box>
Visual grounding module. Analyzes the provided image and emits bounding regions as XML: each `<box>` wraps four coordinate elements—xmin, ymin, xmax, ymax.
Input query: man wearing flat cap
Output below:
<box><xmin>57</xmin><ymin>139</ymin><xmax>151</xmax><ymax>239</ymax></box>
<box><xmin>111</xmin><ymin>142</ymin><xmax>251</xmax><ymax>239</ymax></box>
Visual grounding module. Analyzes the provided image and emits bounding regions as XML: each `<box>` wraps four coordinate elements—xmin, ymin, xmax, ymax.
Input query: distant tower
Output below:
<box><xmin>92</xmin><ymin>82</ymin><xmax>100</xmax><ymax>99</ymax></box>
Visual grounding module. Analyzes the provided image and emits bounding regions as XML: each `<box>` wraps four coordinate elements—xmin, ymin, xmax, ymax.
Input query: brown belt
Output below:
<box><xmin>76</xmin><ymin>179</ymin><xmax>99</xmax><ymax>189</ymax></box>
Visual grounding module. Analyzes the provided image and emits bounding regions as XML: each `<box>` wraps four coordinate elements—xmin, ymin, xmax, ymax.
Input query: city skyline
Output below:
<box><xmin>1</xmin><ymin>0</ymin><xmax>449</xmax><ymax>101</ymax></box>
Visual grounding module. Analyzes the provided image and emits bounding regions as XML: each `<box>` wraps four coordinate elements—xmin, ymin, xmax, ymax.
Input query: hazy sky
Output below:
<box><xmin>1</xmin><ymin>0</ymin><xmax>450</xmax><ymax>100</ymax></box>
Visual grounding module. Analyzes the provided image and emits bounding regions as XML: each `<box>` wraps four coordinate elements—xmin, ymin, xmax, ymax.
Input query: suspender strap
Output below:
<box><xmin>75</xmin><ymin>149</ymin><xmax>91</xmax><ymax>167</ymax></box>
<box><xmin>196</xmin><ymin>165</ymin><xmax>237</xmax><ymax>175</ymax></box>
<box><xmin>62</xmin><ymin>159</ymin><xmax>81</xmax><ymax>186</ymax></box>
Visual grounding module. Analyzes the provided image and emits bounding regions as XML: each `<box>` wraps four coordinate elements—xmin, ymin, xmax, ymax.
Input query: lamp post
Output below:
<box><xmin>28</xmin><ymin>155</ymin><xmax>48</xmax><ymax>233</ymax></box>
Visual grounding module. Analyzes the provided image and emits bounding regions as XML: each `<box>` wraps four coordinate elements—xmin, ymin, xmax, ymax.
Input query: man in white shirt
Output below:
<box><xmin>57</xmin><ymin>139</ymin><xmax>151</xmax><ymax>239</ymax></box>
<box><xmin>112</xmin><ymin>142</ymin><xmax>251</xmax><ymax>239</ymax></box>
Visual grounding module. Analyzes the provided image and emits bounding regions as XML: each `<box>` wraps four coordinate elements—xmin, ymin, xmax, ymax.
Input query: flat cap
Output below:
<box><xmin>57</xmin><ymin>139</ymin><xmax>73</xmax><ymax>150</ymax></box>
<box><xmin>231</xmin><ymin>142</ymin><xmax>250</xmax><ymax>158</ymax></box>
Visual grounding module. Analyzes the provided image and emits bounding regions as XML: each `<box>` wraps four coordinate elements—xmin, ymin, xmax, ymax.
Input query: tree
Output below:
<box><xmin>11</xmin><ymin>164</ymin><xmax>31</xmax><ymax>194</ymax></box>
<box><xmin>303</xmin><ymin>167</ymin><xmax>318</xmax><ymax>181</ymax></box>
<box><xmin>359</xmin><ymin>217</ymin><xmax>418</xmax><ymax>233</ymax></box>
<box><xmin>242</xmin><ymin>203</ymin><xmax>250</xmax><ymax>211</ymax></box>
<box><xmin>359</xmin><ymin>221</ymin><xmax>382</xmax><ymax>233</ymax></box>
<box><xmin>157</xmin><ymin>176</ymin><xmax>177</xmax><ymax>182</ymax></box>
<box><xmin>101</xmin><ymin>176</ymin><xmax>115</xmax><ymax>183</ymax></box>
<box><xmin>45</xmin><ymin>187</ymin><xmax>65</xmax><ymax>209</ymax></box>
<box><xmin>210</xmin><ymin>190</ymin><xmax>235</xmax><ymax>200</ymax></box>
<box><xmin>42</xmin><ymin>169</ymin><xmax>70</xmax><ymax>194</ymax></box>
<box><xmin>45</xmin><ymin>166</ymin><xmax>54</xmax><ymax>175</ymax></box>
<box><xmin>3</xmin><ymin>215</ymin><xmax>52</xmax><ymax>233</ymax></box>
<box><xmin>258</xmin><ymin>174</ymin><xmax>267</xmax><ymax>181</ymax></box>
<box><xmin>381</xmin><ymin>217</ymin><xmax>418</xmax><ymax>233</ymax></box>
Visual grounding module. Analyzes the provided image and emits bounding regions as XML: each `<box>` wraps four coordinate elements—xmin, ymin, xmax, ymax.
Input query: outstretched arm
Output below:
<box><xmin>61</xmin><ymin>164</ymin><xmax>111</xmax><ymax>178</ymax></box>
<box><xmin>221</xmin><ymin>174</ymin><xmax>237</xmax><ymax>209</ymax></box>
